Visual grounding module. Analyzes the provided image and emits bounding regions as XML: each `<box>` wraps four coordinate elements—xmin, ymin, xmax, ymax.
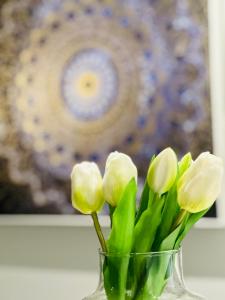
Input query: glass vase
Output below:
<box><xmin>83</xmin><ymin>248</ymin><xmax>205</xmax><ymax>300</ymax></box>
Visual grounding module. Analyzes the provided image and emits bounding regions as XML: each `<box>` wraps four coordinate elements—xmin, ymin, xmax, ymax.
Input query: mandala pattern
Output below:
<box><xmin>62</xmin><ymin>49</ymin><xmax>118</xmax><ymax>121</ymax></box>
<box><xmin>0</xmin><ymin>0</ymin><xmax>212</xmax><ymax>213</ymax></box>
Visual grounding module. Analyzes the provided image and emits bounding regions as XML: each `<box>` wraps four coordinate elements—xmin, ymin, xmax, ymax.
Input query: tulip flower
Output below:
<box><xmin>71</xmin><ymin>162</ymin><xmax>104</xmax><ymax>214</ymax></box>
<box><xmin>103</xmin><ymin>151</ymin><xmax>138</xmax><ymax>206</ymax></box>
<box><xmin>177</xmin><ymin>152</ymin><xmax>224</xmax><ymax>213</ymax></box>
<box><xmin>147</xmin><ymin>147</ymin><xmax>178</xmax><ymax>195</ymax></box>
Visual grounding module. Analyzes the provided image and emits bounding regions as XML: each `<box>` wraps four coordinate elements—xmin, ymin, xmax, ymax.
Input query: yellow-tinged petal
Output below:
<box><xmin>103</xmin><ymin>151</ymin><xmax>137</xmax><ymax>206</ymax></box>
<box><xmin>71</xmin><ymin>162</ymin><xmax>104</xmax><ymax>214</ymax></box>
<box><xmin>147</xmin><ymin>147</ymin><xmax>178</xmax><ymax>194</ymax></box>
<box><xmin>177</xmin><ymin>152</ymin><xmax>224</xmax><ymax>213</ymax></box>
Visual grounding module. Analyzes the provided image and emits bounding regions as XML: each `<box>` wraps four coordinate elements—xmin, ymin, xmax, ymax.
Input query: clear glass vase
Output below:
<box><xmin>83</xmin><ymin>248</ymin><xmax>205</xmax><ymax>300</ymax></box>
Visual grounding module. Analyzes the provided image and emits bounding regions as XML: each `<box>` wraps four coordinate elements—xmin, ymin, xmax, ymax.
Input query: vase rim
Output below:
<box><xmin>98</xmin><ymin>247</ymin><xmax>181</xmax><ymax>257</ymax></box>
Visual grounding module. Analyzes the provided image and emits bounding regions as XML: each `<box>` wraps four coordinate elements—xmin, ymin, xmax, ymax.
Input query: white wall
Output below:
<box><xmin>0</xmin><ymin>225</ymin><xmax>225</xmax><ymax>277</ymax></box>
<box><xmin>0</xmin><ymin>225</ymin><xmax>225</xmax><ymax>299</ymax></box>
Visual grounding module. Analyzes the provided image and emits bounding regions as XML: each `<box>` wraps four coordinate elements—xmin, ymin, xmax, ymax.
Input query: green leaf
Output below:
<box><xmin>104</xmin><ymin>178</ymin><xmax>137</xmax><ymax>300</ymax></box>
<box><xmin>137</xmin><ymin>220</ymin><xmax>187</xmax><ymax>299</ymax></box>
<box><xmin>152</xmin><ymin>186</ymin><xmax>180</xmax><ymax>251</ymax></box>
<box><xmin>127</xmin><ymin>195</ymin><xmax>165</xmax><ymax>298</ymax></box>
<box><xmin>175</xmin><ymin>208</ymin><xmax>209</xmax><ymax>249</ymax></box>
<box><xmin>103</xmin><ymin>254</ymin><xmax>130</xmax><ymax>300</ymax></box>
<box><xmin>135</xmin><ymin>155</ymin><xmax>156</xmax><ymax>225</ymax></box>
<box><xmin>135</xmin><ymin>181</ymin><xmax>149</xmax><ymax>225</ymax></box>
<box><xmin>159</xmin><ymin>222</ymin><xmax>184</xmax><ymax>251</ymax></box>
<box><xmin>107</xmin><ymin>178</ymin><xmax>137</xmax><ymax>254</ymax></box>
<box><xmin>141</xmin><ymin>208</ymin><xmax>208</xmax><ymax>299</ymax></box>
<box><xmin>133</xmin><ymin>194</ymin><xmax>165</xmax><ymax>253</ymax></box>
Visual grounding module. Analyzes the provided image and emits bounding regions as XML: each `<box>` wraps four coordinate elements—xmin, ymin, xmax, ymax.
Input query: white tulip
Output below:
<box><xmin>71</xmin><ymin>162</ymin><xmax>104</xmax><ymax>214</ymax></box>
<box><xmin>177</xmin><ymin>152</ymin><xmax>224</xmax><ymax>213</ymax></box>
<box><xmin>147</xmin><ymin>147</ymin><xmax>178</xmax><ymax>194</ymax></box>
<box><xmin>103</xmin><ymin>151</ymin><xmax>137</xmax><ymax>206</ymax></box>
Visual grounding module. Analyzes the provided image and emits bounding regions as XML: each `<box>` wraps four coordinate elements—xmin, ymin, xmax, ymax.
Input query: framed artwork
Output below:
<box><xmin>0</xmin><ymin>0</ymin><xmax>224</xmax><ymax>227</ymax></box>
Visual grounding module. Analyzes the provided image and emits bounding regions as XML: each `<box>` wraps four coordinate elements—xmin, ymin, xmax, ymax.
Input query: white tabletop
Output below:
<box><xmin>0</xmin><ymin>266</ymin><xmax>223</xmax><ymax>300</ymax></box>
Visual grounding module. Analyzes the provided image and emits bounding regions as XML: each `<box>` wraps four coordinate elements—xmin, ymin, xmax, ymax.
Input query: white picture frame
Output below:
<box><xmin>197</xmin><ymin>0</ymin><xmax>225</xmax><ymax>228</ymax></box>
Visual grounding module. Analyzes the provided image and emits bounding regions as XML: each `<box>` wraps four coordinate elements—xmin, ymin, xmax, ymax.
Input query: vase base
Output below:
<box><xmin>83</xmin><ymin>290</ymin><xmax>206</xmax><ymax>300</ymax></box>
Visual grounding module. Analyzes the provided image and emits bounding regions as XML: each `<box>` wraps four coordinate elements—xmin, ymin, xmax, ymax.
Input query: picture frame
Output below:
<box><xmin>0</xmin><ymin>0</ymin><xmax>225</xmax><ymax>228</ymax></box>
<box><xmin>196</xmin><ymin>0</ymin><xmax>225</xmax><ymax>228</ymax></box>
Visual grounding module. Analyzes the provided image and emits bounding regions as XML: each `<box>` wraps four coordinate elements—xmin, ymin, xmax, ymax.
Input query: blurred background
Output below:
<box><xmin>1</xmin><ymin>0</ymin><xmax>225</xmax><ymax>299</ymax></box>
<box><xmin>0</xmin><ymin>0</ymin><xmax>213</xmax><ymax>215</ymax></box>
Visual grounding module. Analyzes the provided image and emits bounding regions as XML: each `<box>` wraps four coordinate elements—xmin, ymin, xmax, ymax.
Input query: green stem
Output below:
<box><xmin>172</xmin><ymin>209</ymin><xmax>188</xmax><ymax>230</ymax></box>
<box><xmin>91</xmin><ymin>212</ymin><xmax>107</xmax><ymax>253</ymax></box>
<box><xmin>109</xmin><ymin>204</ymin><xmax>115</xmax><ymax>228</ymax></box>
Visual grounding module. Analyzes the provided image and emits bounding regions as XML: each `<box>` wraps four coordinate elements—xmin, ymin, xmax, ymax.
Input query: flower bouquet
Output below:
<box><xmin>71</xmin><ymin>148</ymin><xmax>223</xmax><ymax>300</ymax></box>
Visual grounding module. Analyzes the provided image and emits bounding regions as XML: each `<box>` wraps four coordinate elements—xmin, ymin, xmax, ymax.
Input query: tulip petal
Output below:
<box><xmin>147</xmin><ymin>148</ymin><xmax>178</xmax><ymax>195</ymax></box>
<box><xmin>71</xmin><ymin>162</ymin><xmax>104</xmax><ymax>214</ymax></box>
<box><xmin>103</xmin><ymin>151</ymin><xmax>137</xmax><ymax>206</ymax></box>
<box><xmin>177</xmin><ymin>152</ymin><xmax>224</xmax><ymax>213</ymax></box>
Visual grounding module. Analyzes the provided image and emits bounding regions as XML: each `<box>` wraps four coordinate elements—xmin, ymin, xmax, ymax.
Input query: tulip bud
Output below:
<box><xmin>147</xmin><ymin>147</ymin><xmax>178</xmax><ymax>195</ymax></box>
<box><xmin>71</xmin><ymin>162</ymin><xmax>104</xmax><ymax>214</ymax></box>
<box><xmin>177</xmin><ymin>152</ymin><xmax>224</xmax><ymax>213</ymax></box>
<box><xmin>178</xmin><ymin>152</ymin><xmax>192</xmax><ymax>178</ymax></box>
<box><xmin>103</xmin><ymin>151</ymin><xmax>138</xmax><ymax>206</ymax></box>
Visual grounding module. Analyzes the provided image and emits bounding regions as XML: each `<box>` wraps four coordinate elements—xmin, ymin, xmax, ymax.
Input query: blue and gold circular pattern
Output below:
<box><xmin>12</xmin><ymin>0</ymin><xmax>160</xmax><ymax>179</ymax></box>
<box><xmin>0</xmin><ymin>0</ymin><xmax>210</xmax><ymax>210</ymax></box>
<box><xmin>61</xmin><ymin>49</ymin><xmax>118</xmax><ymax>121</ymax></box>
